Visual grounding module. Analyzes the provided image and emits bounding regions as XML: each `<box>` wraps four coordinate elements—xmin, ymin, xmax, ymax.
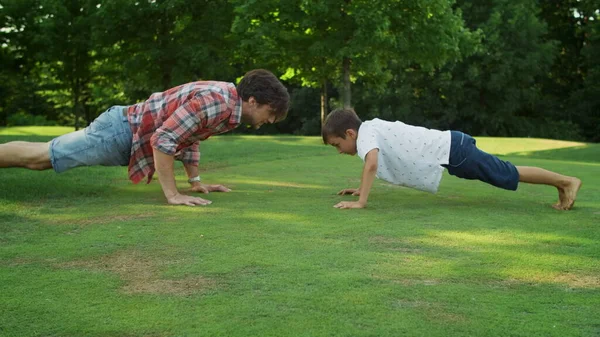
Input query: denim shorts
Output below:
<box><xmin>442</xmin><ymin>131</ymin><xmax>519</xmax><ymax>191</ymax></box>
<box><xmin>49</xmin><ymin>106</ymin><xmax>132</xmax><ymax>173</ymax></box>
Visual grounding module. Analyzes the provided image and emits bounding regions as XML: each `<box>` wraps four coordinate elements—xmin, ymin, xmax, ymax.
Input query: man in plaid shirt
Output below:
<box><xmin>0</xmin><ymin>69</ymin><xmax>290</xmax><ymax>206</ymax></box>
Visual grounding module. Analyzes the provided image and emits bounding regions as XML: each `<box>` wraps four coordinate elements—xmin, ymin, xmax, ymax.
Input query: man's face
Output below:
<box><xmin>242</xmin><ymin>97</ymin><xmax>277</xmax><ymax>129</ymax></box>
<box><xmin>326</xmin><ymin>132</ymin><xmax>357</xmax><ymax>155</ymax></box>
<box><xmin>251</xmin><ymin>104</ymin><xmax>277</xmax><ymax>129</ymax></box>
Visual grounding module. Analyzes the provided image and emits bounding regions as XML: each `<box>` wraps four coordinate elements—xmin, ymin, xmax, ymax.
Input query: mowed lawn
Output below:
<box><xmin>1</xmin><ymin>127</ymin><xmax>599</xmax><ymax>337</ymax></box>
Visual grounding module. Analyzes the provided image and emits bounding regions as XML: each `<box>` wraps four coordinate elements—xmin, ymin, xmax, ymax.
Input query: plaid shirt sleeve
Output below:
<box><xmin>150</xmin><ymin>91</ymin><xmax>226</xmax><ymax>157</ymax></box>
<box><xmin>174</xmin><ymin>142</ymin><xmax>200</xmax><ymax>165</ymax></box>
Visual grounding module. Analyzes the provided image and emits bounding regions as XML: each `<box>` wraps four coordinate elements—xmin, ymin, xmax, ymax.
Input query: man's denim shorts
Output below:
<box><xmin>442</xmin><ymin>131</ymin><xmax>519</xmax><ymax>191</ymax></box>
<box><xmin>49</xmin><ymin>106</ymin><xmax>132</xmax><ymax>173</ymax></box>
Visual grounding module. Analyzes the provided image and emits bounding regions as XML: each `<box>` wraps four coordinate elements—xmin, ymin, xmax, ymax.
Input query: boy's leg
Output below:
<box><xmin>444</xmin><ymin>131</ymin><xmax>582</xmax><ymax>211</ymax></box>
<box><xmin>516</xmin><ymin>166</ymin><xmax>582</xmax><ymax>211</ymax></box>
<box><xmin>0</xmin><ymin>141</ymin><xmax>52</xmax><ymax>170</ymax></box>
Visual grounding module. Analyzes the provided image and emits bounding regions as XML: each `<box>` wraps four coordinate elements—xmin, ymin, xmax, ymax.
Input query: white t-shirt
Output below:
<box><xmin>356</xmin><ymin>118</ymin><xmax>451</xmax><ymax>193</ymax></box>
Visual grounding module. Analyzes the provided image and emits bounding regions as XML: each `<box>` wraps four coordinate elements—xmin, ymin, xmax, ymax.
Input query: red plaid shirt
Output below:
<box><xmin>125</xmin><ymin>81</ymin><xmax>242</xmax><ymax>184</ymax></box>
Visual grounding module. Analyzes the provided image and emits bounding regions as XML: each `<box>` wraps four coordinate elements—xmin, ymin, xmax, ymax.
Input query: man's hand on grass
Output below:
<box><xmin>337</xmin><ymin>188</ymin><xmax>360</xmax><ymax>196</ymax></box>
<box><xmin>167</xmin><ymin>193</ymin><xmax>212</xmax><ymax>206</ymax></box>
<box><xmin>190</xmin><ymin>183</ymin><xmax>231</xmax><ymax>194</ymax></box>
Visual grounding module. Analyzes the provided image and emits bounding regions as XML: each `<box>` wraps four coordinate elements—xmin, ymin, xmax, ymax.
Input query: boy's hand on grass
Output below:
<box><xmin>167</xmin><ymin>193</ymin><xmax>212</xmax><ymax>206</ymax></box>
<box><xmin>334</xmin><ymin>201</ymin><xmax>366</xmax><ymax>209</ymax></box>
<box><xmin>190</xmin><ymin>183</ymin><xmax>232</xmax><ymax>194</ymax></box>
<box><xmin>337</xmin><ymin>188</ymin><xmax>360</xmax><ymax>196</ymax></box>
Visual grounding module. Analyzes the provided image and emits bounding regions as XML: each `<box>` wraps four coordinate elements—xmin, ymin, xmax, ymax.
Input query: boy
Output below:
<box><xmin>322</xmin><ymin>108</ymin><xmax>582</xmax><ymax>210</ymax></box>
<box><xmin>0</xmin><ymin>69</ymin><xmax>290</xmax><ymax>207</ymax></box>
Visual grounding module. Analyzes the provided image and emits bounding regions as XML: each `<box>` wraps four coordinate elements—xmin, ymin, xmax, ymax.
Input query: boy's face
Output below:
<box><xmin>326</xmin><ymin>130</ymin><xmax>358</xmax><ymax>155</ymax></box>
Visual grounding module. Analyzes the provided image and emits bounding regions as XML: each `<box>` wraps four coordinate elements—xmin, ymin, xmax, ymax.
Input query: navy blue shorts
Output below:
<box><xmin>442</xmin><ymin>131</ymin><xmax>519</xmax><ymax>191</ymax></box>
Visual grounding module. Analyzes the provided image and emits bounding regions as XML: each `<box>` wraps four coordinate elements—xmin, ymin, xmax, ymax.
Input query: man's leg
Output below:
<box><xmin>516</xmin><ymin>166</ymin><xmax>582</xmax><ymax>210</ymax></box>
<box><xmin>0</xmin><ymin>141</ymin><xmax>52</xmax><ymax>170</ymax></box>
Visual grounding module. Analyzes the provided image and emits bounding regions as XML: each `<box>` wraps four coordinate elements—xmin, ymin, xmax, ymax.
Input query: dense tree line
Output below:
<box><xmin>0</xmin><ymin>0</ymin><xmax>598</xmax><ymax>141</ymax></box>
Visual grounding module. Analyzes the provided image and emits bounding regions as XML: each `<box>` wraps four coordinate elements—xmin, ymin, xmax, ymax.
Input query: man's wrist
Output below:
<box><xmin>164</xmin><ymin>190</ymin><xmax>180</xmax><ymax>200</ymax></box>
<box><xmin>188</xmin><ymin>176</ymin><xmax>201</xmax><ymax>184</ymax></box>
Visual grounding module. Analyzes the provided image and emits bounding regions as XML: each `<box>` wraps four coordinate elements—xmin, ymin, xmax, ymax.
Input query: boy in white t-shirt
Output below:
<box><xmin>322</xmin><ymin>108</ymin><xmax>582</xmax><ymax>210</ymax></box>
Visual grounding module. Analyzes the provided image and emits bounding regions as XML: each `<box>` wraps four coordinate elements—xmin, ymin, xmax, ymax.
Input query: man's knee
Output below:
<box><xmin>25</xmin><ymin>161</ymin><xmax>53</xmax><ymax>170</ymax></box>
<box><xmin>21</xmin><ymin>142</ymin><xmax>52</xmax><ymax>170</ymax></box>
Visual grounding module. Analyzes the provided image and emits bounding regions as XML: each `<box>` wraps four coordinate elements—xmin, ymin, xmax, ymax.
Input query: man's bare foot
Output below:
<box><xmin>553</xmin><ymin>177</ymin><xmax>582</xmax><ymax>210</ymax></box>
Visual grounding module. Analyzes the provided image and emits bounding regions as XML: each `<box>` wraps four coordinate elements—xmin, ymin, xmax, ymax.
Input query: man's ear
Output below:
<box><xmin>345</xmin><ymin>129</ymin><xmax>358</xmax><ymax>140</ymax></box>
<box><xmin>247</xmin><ymin>96</ymin><xmax>256</xmax><ymax>106</ymax></box>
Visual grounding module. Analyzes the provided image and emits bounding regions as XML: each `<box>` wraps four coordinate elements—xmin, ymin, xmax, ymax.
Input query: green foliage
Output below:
<box><xmin>537</xmin><ymin>1</ymin><xmax>600</xmax><ymax>141</ymax></box>
<box><xmin>352</xmin><ymin>0</ymin><xmax>591</xmax><ymax>140</ymax></box>
<box><xmin>0</xmin><ymin>0</ymin><xmax>598</xmax><ymax>141</ymax></box>
<box><xmin>567</xmin><ymin>6</ymin><xmax>600</xmax><ymax>142</ymax></box>
<box><xmin>231</xmin><ymin>0</ymin><xmax>472</xmax><ymax>106</ymax></box>
<box><xmin>5</xmin><ymin>111</ymin><xmax>57</xmax><ymax>126</ymax></box>
<box><xmin>95</xmin><ymin>0</ymin><xmax>238</xmax><ymax>100</ymax></box>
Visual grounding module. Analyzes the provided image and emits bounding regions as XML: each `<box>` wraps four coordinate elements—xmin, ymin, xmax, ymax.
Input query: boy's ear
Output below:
<box><xmin>345</xmin><ymin>129</ymin><xmax>358</xmax><ymax>140</ymax></box>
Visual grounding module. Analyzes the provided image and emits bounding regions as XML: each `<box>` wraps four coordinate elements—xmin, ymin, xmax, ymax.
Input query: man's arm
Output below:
<box><xmin>153</xmin><ymin>148</ymin><xmax>212</xmax><ymax>206</ymax></box>
<box><xmin>177</xmin><ymin>142</ymin><xmax>231</xmax><ymax>193</ymax></box>
<box><xmin>183</xmin><ymin>161</ymin><xmax>231</xmax><ymax>193</ymax></box>
<box><xmin>334</xmin><ymin>149</ymin><xmax>378</xmax><ymax>209</ymax></box>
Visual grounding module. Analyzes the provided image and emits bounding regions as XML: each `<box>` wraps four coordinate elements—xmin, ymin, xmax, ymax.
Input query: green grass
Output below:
<box><xmin>1</xmin><ymin>129</ymin><xmax>599</xmax><ymax>337</ymax></box>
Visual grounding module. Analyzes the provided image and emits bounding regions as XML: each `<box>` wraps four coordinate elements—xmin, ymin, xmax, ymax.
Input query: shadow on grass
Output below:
<box><xmin>507</xmin><ymin>144</ymin><xmax>600</xmax><ymax>164</ymax></box>
<box><xmin>0</xmin><ymin>135</ymin><xmax>56</xmax><ymax>143</ymax></box>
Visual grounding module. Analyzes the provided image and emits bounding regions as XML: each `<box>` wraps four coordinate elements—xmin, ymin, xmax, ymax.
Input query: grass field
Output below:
<box><xmin>1</xmin><ymin>127</ymin><xmax>599</xmax><ymax>337</ymax></box>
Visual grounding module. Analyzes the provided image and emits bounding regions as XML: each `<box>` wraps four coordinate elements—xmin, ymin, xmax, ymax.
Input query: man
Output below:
<box><xmin>0</xmin><ymin>69</ymin><xmax>290</xmax><ymax>206</ymax></box>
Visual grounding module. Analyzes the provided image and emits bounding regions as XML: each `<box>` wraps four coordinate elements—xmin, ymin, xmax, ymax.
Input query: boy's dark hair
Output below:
<box><xmin>237</xmin><ymin>69</ymin><xmax>290</xmax><ymax>122</ymax></box>
<box><xmin>322</xmin><ymin>108</ymin><xmax>363</xmax><ymax>143</ymax></box>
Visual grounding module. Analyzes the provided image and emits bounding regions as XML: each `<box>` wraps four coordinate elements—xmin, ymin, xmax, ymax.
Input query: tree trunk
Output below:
<box><xmin>342</xmin><ymin>57</ymin><xmax>352</xmax><ymax>108</ymax></box>
<box><xmin>159</xmin><ymin>8</ymin><xmax>173</xmax><ymax>89</ymax></box>
<box><xmin>320</xmin><ymin>78</ymin><xmax>328</xmax><ymax>126</ymax></box>
<box><xmin>73</xmin><ymin>85</ymin><xmax>80</xmax><ymax>131</ymax></box>
<box><xmin>84</xmin><ymin>102</ymin><xmax>92</xmax><ymax>125</ymax></box>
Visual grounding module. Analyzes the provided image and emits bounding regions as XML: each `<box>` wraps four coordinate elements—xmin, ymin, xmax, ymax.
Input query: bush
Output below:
<box><xmin>6</xmin><ymin>112</ymin><xmax>58</xmax><ymax>126</ymax></box>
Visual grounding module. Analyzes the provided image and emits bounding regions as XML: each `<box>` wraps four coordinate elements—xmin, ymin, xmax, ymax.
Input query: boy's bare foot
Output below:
<box><xmin>552</xmin><ymin>177</ymin><xmax>582</xmax><ymax>210</ymax></box>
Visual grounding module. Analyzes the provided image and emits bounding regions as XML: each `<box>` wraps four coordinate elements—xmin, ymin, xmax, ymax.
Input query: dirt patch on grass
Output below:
<box><xmin>394</xmin><ymin>300</ymin><xmax>468</xmax><ymax>322</ymax></box>
<box><xmin>395</xmin><ymin>278</ymin><xmax>441</xmax><ymax>286</ymax></box>
<box><xmin>369</xmin><ymin>236</ymin><xmax>404</xmax><ymax>244</ymax></box>
<box><xmin>553</xmin><ymin>273</ymin><xmax>600</xmax><ymax>289</ymax></box>
<box><xmin>60</xmin><ymin>250</ymin><xmax>216</xmax><ymax>296</ymax></box>
<box><xmin>49</xmin><ymin>213</ymin><xmax>156</xmax><ymax>227</ymax></box>
<box><xmin>491</xmin><ymin>274</ymin><xmax>600</xmax><ymax>289</ymax></box>
<box><xmin>371</xmin><ymin>273</ymin><xmax>441</xmax><ymax>286</ymax></box>
<box><xmin>369</xmin><ymin>236</ymin><xmax>423</xmax><ymax>253</ymax></box>
<box><xmin>1</xmin><ymin>257</ymin><xmax>46</xmax><ymax>266</ymax></box>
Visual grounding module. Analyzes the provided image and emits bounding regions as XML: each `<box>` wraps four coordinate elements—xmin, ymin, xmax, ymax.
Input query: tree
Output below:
<box><xmin>359</xmin><ymin>0</ymin><xmax>566</xmax><ymax>138</ymax></box>
<box><xmin>231</xmin><ymin>0</ymin><xmax>474</xmax><ymax>125</ymax></box>
<box><xmin>37</xmin><ymin>0</ymin><xmax>102</xmax><ymax>128</ymax></box>
<box><xmin>567</xmin><ymin>3</ymin><xmax>600</xmax><ymax>141</ymax></box>
<box><xmin>0</xmin><ymin>0</ymin><xmax>60</xmax><ymax>125</ymax></box>
<box><xmin>96</xmin><ymin>0</ymin><xmax>238</xmax><ymax>101</ymax></box>
<box><xmin>539</xmin><ymin>0</ymin><xmax>600</xmax><ymax>141</ymax></box>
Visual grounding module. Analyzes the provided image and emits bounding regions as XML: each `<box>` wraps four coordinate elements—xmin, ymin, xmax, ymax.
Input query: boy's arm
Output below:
<box><xmin>334</xmin><ymin>149</ymin><xmax>378</xmax><ymax>209</ymax></box>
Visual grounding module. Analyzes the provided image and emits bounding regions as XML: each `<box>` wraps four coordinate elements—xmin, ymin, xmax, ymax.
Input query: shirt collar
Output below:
<box><xmin>229</xmin><ymin>97</ymin><xmax>242</xmax><ymax>126</ymax></box>
<box><xmin>228</xmin><ymin>84</ymin><xmax>242</xmax><ymax>126</ymax></box>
